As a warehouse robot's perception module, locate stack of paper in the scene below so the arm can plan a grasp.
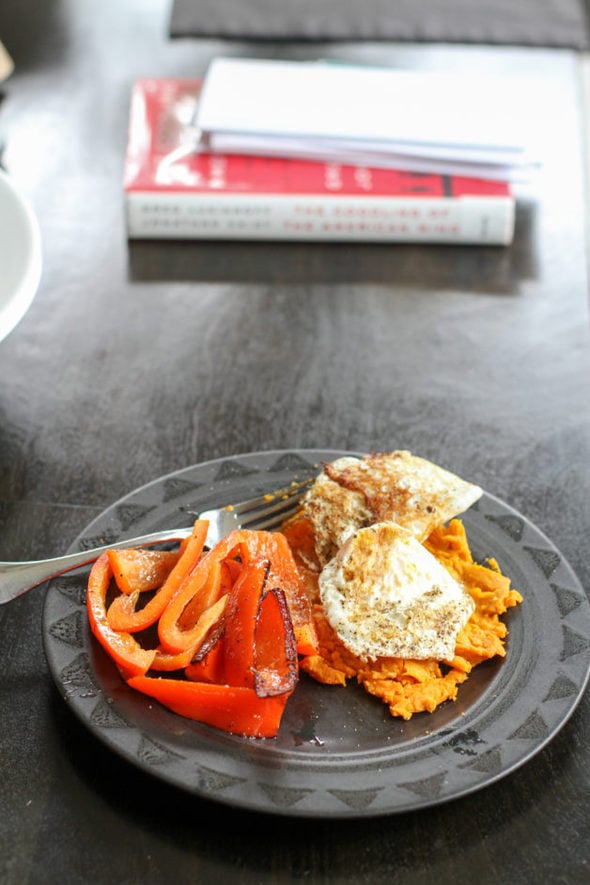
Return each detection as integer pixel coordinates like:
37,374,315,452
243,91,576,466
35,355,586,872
195,58,544,182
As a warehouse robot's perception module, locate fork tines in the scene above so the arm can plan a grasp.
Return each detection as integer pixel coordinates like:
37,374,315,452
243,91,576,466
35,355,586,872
236,480,311,531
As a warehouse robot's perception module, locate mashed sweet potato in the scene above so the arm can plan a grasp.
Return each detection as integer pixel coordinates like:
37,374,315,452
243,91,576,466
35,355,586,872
285,517,522,720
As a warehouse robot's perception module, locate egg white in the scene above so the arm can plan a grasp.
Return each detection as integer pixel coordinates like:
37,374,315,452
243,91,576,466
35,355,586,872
304,451,482,566
319,522,475,661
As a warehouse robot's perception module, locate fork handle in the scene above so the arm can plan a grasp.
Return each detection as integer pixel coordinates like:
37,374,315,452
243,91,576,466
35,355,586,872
0,527,193,605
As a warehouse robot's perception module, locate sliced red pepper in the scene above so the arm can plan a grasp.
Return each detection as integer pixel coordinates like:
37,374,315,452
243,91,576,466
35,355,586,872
86,554,155,679
106,520,208,633
106,548,180,596
127,676,290,738
223,558,270,689
177,559,227,630
184,628,226,684
89,526,304,738
150,593,228,671
223,557,243,584
239,530,319,656
253,587,298,697
185,528,316,653
156,530,250,653
157,558,228,654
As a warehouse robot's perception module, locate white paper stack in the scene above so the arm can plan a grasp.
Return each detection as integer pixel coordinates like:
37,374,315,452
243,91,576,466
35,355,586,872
195,58,544,182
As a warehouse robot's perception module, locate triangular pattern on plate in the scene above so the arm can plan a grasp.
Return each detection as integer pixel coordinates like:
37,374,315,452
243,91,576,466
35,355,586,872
214,460,259,481
543,672,579,701
397,771,447,800
508,710,550,741
258,782,314,808
137,734,184,767
485,513,525,542
551,582,584,618
560,625,590,661
162,477,204,502
458,747,503,774
268,452,317,473
51,574,86,605
116,503,156,531
90,696,131,729
328,787,383,811
523,545,561,578
48,611,86,648
194,764,247,793
59,652,99,696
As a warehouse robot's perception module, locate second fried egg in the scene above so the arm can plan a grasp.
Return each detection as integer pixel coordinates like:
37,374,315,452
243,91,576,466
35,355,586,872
319,521,475,661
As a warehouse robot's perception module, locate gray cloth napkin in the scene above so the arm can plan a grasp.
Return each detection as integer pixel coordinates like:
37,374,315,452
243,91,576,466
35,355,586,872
170,0,590,49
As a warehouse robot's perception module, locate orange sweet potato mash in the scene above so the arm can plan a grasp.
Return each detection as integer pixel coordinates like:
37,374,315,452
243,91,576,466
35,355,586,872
284,516,522,720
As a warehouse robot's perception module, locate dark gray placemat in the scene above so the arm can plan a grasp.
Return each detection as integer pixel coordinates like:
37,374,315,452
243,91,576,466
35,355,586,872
170,0,590,49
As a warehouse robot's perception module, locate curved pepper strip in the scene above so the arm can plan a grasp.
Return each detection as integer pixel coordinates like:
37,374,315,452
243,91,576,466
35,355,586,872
126,677,291,738
238,530,318,656
86,554,156,679
150,594,228,671
106,548,180,596
177,559,235,630
184,630,226,683
223,558,270,689
157,528,317,656
157,530,250,654
128,573,298,735
106,520,209,633
90,527,306,737
253,587,298,697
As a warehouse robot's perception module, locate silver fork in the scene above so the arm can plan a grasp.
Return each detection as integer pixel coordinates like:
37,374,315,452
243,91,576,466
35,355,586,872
0,482,309,604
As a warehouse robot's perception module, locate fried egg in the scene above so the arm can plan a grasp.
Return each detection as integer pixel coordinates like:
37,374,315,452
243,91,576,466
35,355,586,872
319,522,475,661
302,457,371,565
304,451,482,564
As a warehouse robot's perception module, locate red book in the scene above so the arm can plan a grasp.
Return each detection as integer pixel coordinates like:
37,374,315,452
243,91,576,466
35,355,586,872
124,79,515,245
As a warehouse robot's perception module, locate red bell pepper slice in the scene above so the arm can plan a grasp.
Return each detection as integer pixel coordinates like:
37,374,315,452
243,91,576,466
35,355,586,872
238,531,318,656
184,627,226,684
156,530,250,654
253,587,298,697
158,527,317,655
222,559,298,697
127,676,290,738
89,526,304,738
150,593,228,671
177,558,236,629
106,548,180,596
223,558,270,689
86,554,155,679
106,520,208,633
157,558,228,654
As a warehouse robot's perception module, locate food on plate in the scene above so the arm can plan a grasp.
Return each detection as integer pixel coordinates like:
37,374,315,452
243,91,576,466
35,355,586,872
284,451,522,720
297,519,521,719
318,521,475,661
304,451,482,565
85,450,522,735
87,523,312,738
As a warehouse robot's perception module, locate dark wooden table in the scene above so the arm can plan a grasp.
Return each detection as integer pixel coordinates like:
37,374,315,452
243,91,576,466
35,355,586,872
1,2,589,882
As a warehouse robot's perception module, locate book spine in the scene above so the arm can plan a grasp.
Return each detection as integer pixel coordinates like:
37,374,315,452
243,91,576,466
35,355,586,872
126,192,514,245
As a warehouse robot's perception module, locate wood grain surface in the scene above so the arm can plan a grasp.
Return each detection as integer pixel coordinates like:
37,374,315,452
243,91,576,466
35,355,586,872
0,1,589,882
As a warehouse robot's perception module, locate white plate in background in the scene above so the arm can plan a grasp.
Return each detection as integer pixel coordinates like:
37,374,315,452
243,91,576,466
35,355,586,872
0,169,42,343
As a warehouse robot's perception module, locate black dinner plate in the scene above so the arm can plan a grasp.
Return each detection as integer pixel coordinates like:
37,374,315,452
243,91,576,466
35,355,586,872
42,449,590,818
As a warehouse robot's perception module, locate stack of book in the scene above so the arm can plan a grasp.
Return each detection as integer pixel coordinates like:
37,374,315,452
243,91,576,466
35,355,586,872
124,67,523,245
